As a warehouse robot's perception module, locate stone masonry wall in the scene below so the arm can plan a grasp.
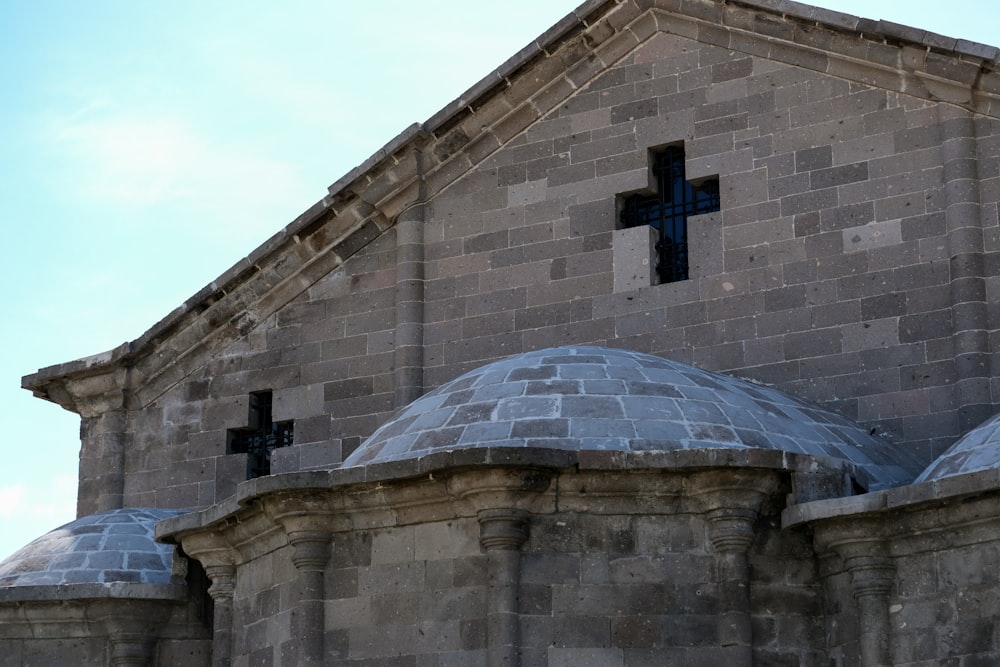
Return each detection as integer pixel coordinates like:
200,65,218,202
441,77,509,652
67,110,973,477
222,505,825,666
0,637,107,666
887,502,1000,665
226,518,487,666
421,30,1000,466
800,488,1000,666
105,22,1000,512
519,509,822,666
121,231,399,510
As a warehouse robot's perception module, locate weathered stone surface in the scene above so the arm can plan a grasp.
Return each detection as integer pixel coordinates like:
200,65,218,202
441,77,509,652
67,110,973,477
343,346,921,492
11,0,1000,664
0,508,187,589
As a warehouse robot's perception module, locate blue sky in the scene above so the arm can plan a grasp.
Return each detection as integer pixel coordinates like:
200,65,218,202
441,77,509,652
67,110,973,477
1,1,996,560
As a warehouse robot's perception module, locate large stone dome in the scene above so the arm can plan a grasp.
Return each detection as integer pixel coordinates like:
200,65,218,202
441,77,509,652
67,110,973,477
916,411,1000,482
343,346,921,489
0,508,187,588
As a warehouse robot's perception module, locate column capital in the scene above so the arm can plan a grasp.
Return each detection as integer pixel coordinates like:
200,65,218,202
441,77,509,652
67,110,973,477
109,634,156,667
204,563,236,601
688,469,781,553
176,531,239,570
447,467,552,513
478,508,530,551
703,506,758,553
288,530,333,571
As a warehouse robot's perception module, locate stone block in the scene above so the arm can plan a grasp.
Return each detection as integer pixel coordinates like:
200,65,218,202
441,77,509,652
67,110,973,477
548,647,624,666
357,562,425,596
613,226,658,292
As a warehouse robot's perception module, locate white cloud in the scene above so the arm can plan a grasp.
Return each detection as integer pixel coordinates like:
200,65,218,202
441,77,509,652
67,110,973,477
54,114,313,222
32,474,78,521
0,476,77,561
0,476,75,522
0,485,26,519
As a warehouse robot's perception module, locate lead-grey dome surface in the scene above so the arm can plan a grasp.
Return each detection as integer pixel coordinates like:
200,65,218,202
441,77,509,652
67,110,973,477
916,411,1000,482
0,507,188,588
343,346,921,489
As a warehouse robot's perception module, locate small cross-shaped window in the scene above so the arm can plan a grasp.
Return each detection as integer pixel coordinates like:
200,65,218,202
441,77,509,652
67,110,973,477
227,391,293,478
620,146,720,284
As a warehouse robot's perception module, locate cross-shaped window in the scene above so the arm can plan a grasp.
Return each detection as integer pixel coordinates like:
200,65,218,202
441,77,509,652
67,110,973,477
227,391,293,478
620,146,720,284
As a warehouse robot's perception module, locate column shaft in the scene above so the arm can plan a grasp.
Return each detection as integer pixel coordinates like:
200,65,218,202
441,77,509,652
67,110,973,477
205,564,236,667
394,203,425,409
479,509,529,667
289,532,332,666
940,107,991,431
847,556,894,667
706,507,756,667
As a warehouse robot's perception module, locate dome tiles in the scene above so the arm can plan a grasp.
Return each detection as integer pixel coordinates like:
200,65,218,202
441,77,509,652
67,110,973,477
0,507,187,588
917,411,1000,483
343,346,922,489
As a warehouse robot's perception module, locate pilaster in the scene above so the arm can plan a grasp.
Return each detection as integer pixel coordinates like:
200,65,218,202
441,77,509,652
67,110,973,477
448,468,553,667
479,509,530,667
394,191,426,409
816,522,895,667
939,105,992,432
690,469,782,667
174,532,239,667
264,494,335,666
109,634,156,667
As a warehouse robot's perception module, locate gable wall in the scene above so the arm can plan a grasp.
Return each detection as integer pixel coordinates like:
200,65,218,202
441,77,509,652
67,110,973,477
421,30,1000,466
99,25,1000,513
120,232,400,510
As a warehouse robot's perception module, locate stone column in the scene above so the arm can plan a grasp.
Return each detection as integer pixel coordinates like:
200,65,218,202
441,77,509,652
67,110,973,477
819,528,895,667
394,199,425,409
95,599,165,667
940,105,991,432
478,509,530,667
79,409,127,515
690,470,781,667
204,563,237,667
265,495,335,667
846,552,894,667
810,515,896,667
704,505,757,659
27,358,130,517
175,534,239,667
288,529,332,666
448,468,553,667
109,634,156,667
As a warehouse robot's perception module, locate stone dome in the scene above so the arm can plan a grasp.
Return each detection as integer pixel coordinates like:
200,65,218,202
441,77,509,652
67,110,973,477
916,411,1000,482
0,508,188,588
343,346,921,489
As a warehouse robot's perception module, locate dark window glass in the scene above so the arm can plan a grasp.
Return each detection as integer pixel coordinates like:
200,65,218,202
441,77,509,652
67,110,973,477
620,146,720,284
227,391,293,478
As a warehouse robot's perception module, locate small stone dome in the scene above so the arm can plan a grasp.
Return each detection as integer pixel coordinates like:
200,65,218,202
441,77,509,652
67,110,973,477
916,411,1000,482
344,346,921,489
0,508,188,587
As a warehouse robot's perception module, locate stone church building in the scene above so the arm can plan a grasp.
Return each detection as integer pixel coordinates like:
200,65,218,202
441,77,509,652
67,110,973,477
3,0,1000,664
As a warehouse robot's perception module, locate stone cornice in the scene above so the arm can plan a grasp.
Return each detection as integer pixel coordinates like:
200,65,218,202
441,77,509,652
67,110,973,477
783,468,1000,554
0,582,187,604
156,447,847,554
25,0,1000,414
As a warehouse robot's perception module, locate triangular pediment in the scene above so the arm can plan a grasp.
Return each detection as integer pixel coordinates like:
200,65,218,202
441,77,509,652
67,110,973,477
24,0,1000,414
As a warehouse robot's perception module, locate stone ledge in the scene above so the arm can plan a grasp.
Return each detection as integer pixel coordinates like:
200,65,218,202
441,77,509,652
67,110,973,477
156,445,864,542
0,582,187,604
783,467,1000,528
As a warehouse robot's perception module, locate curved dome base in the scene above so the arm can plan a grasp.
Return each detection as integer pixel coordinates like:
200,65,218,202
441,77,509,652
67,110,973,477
345,346,922,491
